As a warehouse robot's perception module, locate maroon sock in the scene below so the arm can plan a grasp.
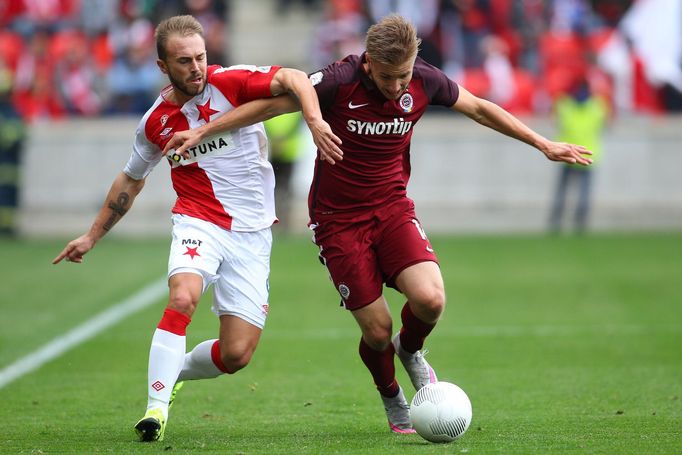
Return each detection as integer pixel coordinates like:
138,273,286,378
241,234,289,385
399,303,436,353
358,337,399,397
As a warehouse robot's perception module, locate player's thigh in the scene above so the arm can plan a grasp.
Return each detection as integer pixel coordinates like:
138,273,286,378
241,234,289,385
311,219,383,310
395,261,444,304
168,214,222,291
376,209,438,291
212,228,272,329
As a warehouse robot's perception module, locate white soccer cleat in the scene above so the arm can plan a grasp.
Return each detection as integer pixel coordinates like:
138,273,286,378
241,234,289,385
380,386,416,434
392,332,438,391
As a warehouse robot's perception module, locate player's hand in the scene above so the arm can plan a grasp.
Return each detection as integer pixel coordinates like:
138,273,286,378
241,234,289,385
308,119,343,165
543,141,593,166
162,130,204,161
52,234,96,264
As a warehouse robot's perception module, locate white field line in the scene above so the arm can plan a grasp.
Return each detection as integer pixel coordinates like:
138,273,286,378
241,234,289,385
263,323,682,340
0,277,167,390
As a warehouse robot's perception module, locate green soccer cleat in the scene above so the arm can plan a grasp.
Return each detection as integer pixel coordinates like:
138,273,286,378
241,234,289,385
134,408,166,442
169,381,184,410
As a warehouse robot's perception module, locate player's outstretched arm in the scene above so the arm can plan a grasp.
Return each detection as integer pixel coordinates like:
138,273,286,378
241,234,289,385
52,172,145,264
270,68,343,164
451,86,593,166
162,95,300,159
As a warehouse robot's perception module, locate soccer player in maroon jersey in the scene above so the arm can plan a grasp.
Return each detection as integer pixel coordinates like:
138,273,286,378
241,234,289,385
53,15,341,442
164,14,592,434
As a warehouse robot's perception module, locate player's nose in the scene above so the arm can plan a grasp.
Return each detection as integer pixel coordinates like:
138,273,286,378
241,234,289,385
387,79,402,97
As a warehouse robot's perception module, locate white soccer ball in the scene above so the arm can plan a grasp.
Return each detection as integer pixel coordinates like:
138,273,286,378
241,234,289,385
410,381,472,443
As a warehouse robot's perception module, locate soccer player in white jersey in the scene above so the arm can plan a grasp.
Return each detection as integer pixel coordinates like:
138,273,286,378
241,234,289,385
53,15,342,442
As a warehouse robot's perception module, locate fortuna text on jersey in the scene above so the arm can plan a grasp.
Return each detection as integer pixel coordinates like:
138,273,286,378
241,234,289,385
168,133,236,167
346,117,413,136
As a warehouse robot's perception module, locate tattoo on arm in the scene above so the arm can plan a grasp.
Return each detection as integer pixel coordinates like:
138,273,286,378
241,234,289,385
103,192,130,231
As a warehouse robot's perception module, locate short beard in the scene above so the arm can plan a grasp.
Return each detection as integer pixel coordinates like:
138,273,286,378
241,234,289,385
168,72,205,98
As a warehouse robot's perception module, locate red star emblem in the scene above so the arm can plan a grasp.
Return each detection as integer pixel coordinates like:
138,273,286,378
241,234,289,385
196,99,218,123
183,246,201,259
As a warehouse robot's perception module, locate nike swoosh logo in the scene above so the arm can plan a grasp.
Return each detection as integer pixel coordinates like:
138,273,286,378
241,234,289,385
348,101,369,109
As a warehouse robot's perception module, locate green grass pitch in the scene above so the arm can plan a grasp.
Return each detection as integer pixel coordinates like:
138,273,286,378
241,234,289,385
0,233,681,454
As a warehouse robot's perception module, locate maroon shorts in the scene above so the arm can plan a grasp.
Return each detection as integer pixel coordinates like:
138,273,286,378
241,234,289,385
310,198,438,310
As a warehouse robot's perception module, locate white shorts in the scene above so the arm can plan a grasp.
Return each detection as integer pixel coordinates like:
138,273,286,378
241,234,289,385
168,214,272,329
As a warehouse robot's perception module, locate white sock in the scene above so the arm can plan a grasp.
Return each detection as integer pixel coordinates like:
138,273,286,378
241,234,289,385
177,339,224,381
146,328,186,418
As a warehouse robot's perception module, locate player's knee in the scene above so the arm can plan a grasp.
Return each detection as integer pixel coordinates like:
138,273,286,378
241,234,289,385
362,325,393,351
413,287,445,322
167,289,198,315
220,344,255,374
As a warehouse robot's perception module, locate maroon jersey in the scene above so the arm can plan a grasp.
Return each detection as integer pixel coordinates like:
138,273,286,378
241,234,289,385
308,53,459,217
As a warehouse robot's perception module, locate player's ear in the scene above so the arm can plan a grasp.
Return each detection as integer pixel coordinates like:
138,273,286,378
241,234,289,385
157,59,169,75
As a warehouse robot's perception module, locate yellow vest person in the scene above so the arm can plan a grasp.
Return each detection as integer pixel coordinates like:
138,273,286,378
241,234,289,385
549,82,608,233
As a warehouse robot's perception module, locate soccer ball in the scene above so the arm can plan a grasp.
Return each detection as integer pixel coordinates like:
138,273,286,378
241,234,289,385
410,381,472,443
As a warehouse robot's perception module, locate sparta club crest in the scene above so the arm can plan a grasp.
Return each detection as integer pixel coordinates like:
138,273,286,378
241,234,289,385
399,93,413,113
338,283,351,300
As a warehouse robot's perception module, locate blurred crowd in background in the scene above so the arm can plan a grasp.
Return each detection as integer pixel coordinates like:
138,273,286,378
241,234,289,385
0,0,681,124
311,0,682,115
0,0,229,121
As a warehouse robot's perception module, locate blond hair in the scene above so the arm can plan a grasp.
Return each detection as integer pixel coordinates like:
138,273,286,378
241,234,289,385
155,15,204,60
365,14,421,65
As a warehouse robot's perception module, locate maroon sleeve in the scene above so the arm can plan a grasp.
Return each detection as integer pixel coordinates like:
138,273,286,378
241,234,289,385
413,57,459,107
309,65,339,110
309,55,359,110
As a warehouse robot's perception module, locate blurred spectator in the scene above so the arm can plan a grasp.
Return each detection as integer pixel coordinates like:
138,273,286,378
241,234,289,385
0,0,679,117
548,77,609,234
0,60,26,236
10,0,79,36
181,0,229,65
108,1,156,58
440,0,492,71
366,0,442,67
550,0,595,35
311,0,367,69
13,28,52,94
0,0,24,29
53,30,105,116
0,29,23,73
78,0,118,37
107,25,162,114
12,70,65,121
482,35,516,107
458,34,537,114
505,0,550,74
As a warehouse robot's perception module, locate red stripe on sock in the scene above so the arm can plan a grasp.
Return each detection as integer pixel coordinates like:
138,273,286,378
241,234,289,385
359,338,399,397
157,308,191,336
399,303,436,353
210,340,230,373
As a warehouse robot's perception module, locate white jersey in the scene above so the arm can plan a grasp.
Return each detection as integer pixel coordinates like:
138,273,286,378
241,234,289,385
124,64,281,232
